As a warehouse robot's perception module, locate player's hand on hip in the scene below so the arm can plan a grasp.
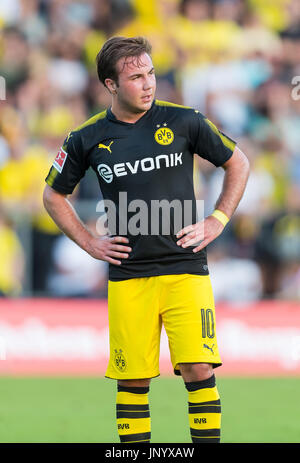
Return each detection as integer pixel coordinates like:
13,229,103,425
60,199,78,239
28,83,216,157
176,216,225,253
87,236,131,265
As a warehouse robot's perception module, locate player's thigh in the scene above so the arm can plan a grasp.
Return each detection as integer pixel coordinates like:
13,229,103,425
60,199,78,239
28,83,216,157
106,278,162,379
160,274,221,370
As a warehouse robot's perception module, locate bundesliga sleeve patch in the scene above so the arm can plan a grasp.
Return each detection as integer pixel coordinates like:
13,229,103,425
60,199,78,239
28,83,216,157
53,147,68,173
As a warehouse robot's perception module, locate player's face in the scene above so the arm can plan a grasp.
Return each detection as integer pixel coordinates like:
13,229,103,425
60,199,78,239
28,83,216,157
114,53,156,115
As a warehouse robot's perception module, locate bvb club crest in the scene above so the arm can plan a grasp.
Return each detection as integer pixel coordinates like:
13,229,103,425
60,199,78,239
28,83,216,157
114,349,127,372
154,124,174,145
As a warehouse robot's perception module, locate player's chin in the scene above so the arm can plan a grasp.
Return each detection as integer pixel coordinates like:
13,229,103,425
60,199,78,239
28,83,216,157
131,97,153,114
140,96,153,109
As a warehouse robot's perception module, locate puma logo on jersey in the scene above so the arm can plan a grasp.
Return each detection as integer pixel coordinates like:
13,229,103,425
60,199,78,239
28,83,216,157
98,141,113,154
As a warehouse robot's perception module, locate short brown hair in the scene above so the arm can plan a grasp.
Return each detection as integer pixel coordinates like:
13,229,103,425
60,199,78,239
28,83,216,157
96,36,152,87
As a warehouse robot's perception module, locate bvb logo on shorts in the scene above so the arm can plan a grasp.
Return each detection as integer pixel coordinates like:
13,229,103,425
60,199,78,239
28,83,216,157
114,349,127,372
154,125,174,145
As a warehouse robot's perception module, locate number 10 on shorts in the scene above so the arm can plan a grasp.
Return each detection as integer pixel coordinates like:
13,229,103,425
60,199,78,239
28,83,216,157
201,309,215,339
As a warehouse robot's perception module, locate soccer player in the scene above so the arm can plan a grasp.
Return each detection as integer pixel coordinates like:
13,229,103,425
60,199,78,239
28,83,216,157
43,37,249,443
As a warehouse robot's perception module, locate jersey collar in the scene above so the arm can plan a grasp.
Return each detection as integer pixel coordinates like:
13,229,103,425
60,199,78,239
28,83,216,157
106,100,156,126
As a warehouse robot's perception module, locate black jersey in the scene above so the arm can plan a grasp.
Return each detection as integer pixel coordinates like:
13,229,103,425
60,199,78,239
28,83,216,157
45,100,236,281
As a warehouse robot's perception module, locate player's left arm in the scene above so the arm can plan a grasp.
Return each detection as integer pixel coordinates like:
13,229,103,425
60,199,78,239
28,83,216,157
176,145,250,252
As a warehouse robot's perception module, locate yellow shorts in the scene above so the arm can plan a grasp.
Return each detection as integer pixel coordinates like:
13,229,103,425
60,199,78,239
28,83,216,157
105,274,222,380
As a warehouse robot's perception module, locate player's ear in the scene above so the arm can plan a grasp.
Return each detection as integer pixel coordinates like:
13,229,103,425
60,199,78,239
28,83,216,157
105,78,117,95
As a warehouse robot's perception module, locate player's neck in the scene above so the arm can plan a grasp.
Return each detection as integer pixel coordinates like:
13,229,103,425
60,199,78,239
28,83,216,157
110,101,148,124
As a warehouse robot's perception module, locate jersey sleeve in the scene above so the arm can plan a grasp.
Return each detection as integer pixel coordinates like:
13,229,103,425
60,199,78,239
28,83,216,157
188,110,236,167
45,130,87,194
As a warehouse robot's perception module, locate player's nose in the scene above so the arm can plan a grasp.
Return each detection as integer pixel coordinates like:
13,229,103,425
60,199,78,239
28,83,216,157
143,75,154,90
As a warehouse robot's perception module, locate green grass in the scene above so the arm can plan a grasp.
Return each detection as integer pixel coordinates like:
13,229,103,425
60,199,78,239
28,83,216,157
0,376,299,443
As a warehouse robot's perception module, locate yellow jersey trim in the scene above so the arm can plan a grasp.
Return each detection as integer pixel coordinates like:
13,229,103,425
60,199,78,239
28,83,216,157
154,100,191,110
204,118,236,152
73,110,107,132
46,166,59,187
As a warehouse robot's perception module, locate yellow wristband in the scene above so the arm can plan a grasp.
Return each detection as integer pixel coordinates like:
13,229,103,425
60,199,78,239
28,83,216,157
211,209,229,227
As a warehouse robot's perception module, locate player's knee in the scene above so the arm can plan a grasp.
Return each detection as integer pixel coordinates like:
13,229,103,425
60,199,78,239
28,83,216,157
117,378,151,388
179,362,213,382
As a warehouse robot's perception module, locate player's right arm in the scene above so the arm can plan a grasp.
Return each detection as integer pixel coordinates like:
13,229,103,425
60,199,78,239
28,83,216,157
43,186,131,266
43,130,131,266
177,110,249,252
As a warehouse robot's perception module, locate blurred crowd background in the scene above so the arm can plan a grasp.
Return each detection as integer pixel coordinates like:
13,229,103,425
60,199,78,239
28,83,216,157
0,0,299,302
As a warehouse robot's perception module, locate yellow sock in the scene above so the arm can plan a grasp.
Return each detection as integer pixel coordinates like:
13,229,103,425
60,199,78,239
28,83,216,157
116,385,151,443
185,375,221,443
